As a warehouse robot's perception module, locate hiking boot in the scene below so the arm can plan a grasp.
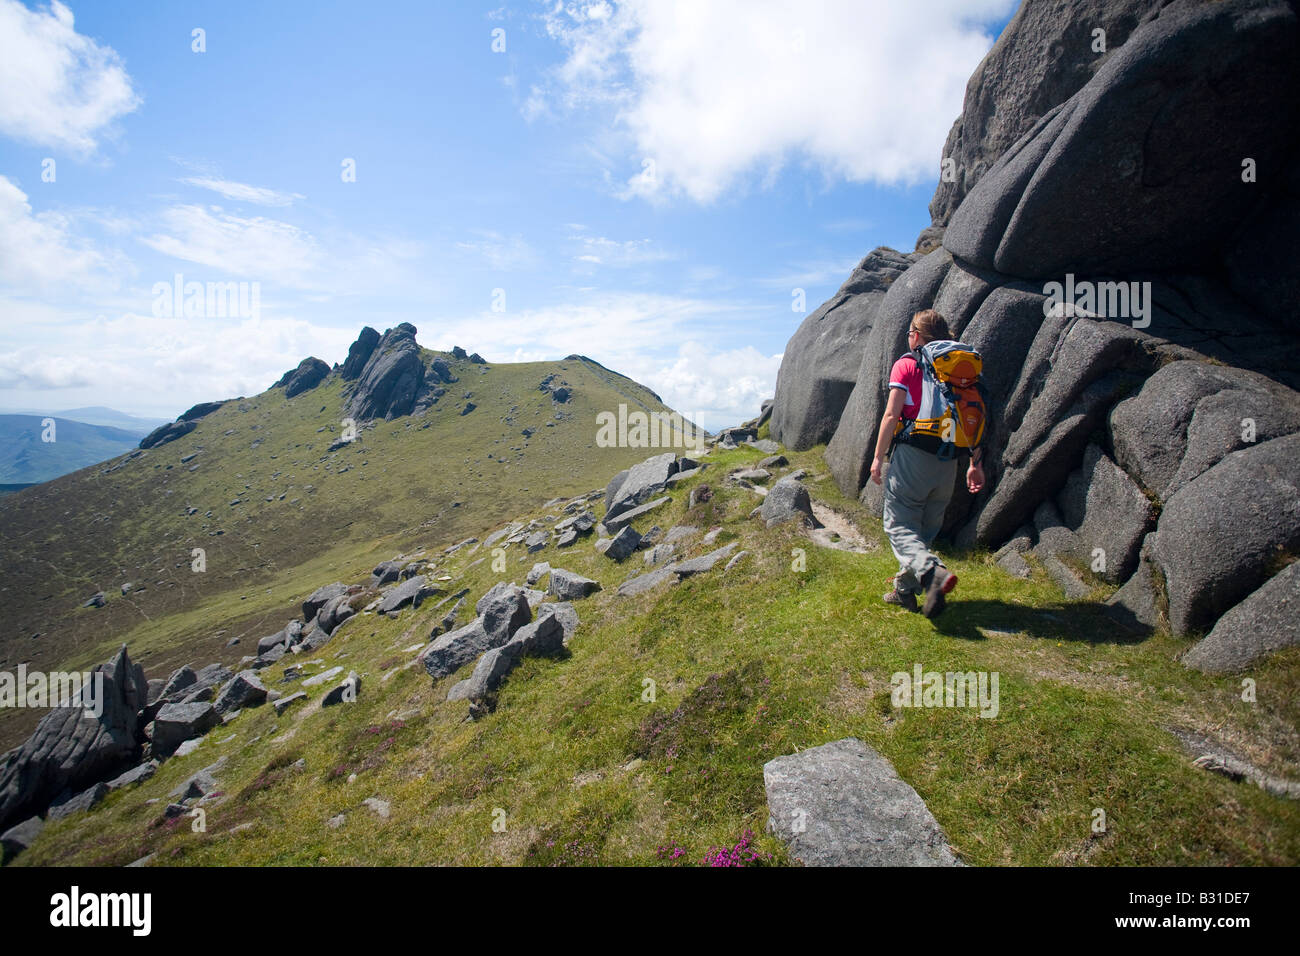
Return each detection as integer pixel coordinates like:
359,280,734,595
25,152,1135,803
883,588,918,612
920,566,957,618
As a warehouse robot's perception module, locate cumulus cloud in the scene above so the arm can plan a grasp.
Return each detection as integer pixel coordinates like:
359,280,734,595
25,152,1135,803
532,0,1014,202
423,291,773,429
0,174,120,293
455,231,540,272
0,0,140,154
0,310,357,415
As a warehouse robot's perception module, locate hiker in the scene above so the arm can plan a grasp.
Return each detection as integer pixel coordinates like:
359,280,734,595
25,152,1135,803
869,309,987,617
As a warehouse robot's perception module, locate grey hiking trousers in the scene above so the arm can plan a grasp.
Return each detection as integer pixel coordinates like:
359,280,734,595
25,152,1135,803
883,441,959,596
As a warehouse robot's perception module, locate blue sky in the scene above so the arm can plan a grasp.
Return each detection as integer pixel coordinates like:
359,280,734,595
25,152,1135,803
0,0,1017,430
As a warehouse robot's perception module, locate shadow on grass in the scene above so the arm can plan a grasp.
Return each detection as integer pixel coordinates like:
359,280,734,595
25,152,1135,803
928,597,1152,645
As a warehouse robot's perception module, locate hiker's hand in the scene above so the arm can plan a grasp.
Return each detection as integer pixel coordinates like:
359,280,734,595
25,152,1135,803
967,463,984,494
870,457,884,485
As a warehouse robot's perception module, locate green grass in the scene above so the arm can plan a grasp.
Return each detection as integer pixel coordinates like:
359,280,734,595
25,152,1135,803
15,441,1299,867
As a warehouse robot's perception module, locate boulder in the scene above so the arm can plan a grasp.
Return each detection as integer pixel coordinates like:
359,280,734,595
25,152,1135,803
273,692,307,715
82,591,105,609
447,614,566,703
105,760,158,791
770,247,913,450
605,453,678,521
377,575,438,613
178,400,226,422
423,586,531,679
602,526,641,562
302,582,348,623
151,702,220,758
0,645,148,831
48,781,109,820
600,496,670,535
1,816,44,863
316,592,357,635
548,569,602,601
764,738,961,866
760,475,817,528
279,357,331,398
213,671,268,716
158,665,197,701
525,562,551,586
370,561,403,587
1182,562,1300,673
536,602,579,643
321,672,361,707
1154,433,1300,635
1111,361,1300,500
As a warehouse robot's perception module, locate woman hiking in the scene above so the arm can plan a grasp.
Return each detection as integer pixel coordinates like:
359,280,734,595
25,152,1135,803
869,309,985,618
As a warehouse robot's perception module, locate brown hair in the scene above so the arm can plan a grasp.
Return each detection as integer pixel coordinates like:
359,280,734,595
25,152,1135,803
910,309,951,344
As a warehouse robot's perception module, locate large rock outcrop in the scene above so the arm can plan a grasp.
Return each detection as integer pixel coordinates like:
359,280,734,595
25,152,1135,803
345,323,430,421
0,646,148,831
767,0,1300,652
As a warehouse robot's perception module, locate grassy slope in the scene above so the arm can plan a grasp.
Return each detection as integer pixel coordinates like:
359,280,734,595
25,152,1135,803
16,438,1299,867
0,351,688,750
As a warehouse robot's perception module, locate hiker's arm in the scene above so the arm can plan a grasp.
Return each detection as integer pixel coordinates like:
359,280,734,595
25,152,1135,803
870,388,907,485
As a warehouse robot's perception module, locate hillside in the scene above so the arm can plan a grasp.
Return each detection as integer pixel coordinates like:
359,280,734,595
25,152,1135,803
0,340,693,751
8,433,1298,866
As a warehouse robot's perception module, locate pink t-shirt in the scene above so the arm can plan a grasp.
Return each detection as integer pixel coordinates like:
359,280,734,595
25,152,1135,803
888,355,923,419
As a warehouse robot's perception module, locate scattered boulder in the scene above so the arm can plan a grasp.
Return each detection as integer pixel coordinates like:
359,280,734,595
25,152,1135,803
1,816,43,864
764,738,961,866
178,400,225,422
760,475,818,528
605,453,678,521
152,702,220,758
548,569,602,602
377,575,438,613
322,672,361,707
82,592,106,609
48,781,109,821
601,526,641,562
423,586,531,679
213,671,268,716
371,561,403,586
106,760,158,791
302,582,348,623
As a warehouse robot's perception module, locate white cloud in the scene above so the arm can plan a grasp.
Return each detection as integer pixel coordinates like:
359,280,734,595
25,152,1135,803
0,0,140,154
424,290,771,430
0,310,357,417
455,231,539,272
141,204,321,283
0,174,121,293
569,231,673,268
533,0,1014,202
179,177,305,207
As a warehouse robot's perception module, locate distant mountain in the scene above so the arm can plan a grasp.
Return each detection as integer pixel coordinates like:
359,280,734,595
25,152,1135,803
0,415,142,484
0,406,169,437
